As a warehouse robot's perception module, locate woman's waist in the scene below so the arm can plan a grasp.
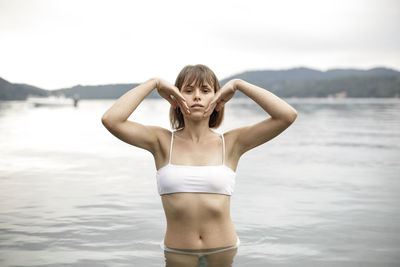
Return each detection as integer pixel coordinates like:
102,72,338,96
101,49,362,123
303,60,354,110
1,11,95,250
164,207,232,224
164,220,237,250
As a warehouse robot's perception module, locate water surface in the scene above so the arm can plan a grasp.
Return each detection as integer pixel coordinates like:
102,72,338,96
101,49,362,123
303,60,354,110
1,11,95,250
0,98,399,266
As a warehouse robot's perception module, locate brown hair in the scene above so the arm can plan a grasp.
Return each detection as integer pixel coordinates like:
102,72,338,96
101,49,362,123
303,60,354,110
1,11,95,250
170,64,224,130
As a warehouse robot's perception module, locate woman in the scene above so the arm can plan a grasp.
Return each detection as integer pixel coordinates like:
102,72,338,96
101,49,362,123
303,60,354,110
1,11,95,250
101,64,297,266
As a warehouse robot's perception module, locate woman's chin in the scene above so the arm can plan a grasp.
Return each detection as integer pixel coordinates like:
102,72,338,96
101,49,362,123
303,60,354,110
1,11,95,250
185,112,207,120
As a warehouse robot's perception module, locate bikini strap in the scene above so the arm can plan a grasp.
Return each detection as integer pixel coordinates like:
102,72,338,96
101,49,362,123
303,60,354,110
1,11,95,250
169,131,174,164
221,133,225,165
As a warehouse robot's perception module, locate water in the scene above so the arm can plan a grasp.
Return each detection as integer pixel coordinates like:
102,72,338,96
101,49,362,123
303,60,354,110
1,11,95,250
0,97,399,266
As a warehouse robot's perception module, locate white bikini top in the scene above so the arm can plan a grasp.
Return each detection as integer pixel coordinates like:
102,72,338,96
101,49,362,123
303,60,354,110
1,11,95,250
156,131,236,196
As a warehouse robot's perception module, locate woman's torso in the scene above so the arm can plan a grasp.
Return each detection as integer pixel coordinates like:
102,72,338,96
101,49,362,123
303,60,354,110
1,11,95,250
154,129,240,249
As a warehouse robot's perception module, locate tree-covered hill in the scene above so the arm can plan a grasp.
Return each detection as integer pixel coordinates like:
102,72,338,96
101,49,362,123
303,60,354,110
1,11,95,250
1,67,399,100
0,77,48,100
220,67,400,98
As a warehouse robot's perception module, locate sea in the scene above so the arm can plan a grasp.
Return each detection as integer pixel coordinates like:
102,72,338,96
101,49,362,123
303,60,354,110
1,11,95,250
0,97,399,267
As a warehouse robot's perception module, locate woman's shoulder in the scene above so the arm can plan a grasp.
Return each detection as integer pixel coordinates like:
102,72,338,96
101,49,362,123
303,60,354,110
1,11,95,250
220,128,241,140
220,128,246,158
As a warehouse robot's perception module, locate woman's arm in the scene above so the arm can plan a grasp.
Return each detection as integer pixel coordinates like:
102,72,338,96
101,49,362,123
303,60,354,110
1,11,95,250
208,79,298,156
101,78,188,154
236,79,297,122
102,78,157,123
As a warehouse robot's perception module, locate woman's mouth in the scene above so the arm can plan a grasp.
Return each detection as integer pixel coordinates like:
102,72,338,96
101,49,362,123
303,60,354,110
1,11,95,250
191,104,204,108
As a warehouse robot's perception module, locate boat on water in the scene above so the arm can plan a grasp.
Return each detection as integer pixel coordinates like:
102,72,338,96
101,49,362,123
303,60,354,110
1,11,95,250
27,94,79,108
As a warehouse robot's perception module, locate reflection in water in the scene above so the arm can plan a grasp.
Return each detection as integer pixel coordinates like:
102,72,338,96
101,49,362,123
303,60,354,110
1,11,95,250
164,247,238,267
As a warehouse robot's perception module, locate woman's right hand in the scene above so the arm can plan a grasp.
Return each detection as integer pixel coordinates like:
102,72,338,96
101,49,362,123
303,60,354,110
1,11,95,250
155,78,190,114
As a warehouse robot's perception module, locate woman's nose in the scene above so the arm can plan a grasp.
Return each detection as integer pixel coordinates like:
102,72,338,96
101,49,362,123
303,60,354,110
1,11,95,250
193,89,201,99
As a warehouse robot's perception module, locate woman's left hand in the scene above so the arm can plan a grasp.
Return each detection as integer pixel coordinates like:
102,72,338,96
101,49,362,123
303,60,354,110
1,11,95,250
203,79,239,118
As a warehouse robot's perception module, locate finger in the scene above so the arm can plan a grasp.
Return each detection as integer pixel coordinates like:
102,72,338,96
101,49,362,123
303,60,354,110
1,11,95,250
203,101,217,118
180,103,190,115
174,97,190,114
204,96,218,114
204,101,217,116
215,101,225,112
172,91,184,102
180,100,190,114
166,96,178,108
203,103,213,117
170,96,190,115
164,97,176,107
172,92,190,112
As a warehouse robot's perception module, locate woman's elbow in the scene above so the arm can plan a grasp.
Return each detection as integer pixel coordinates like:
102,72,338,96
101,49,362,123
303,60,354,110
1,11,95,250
291,110,298,121
285,110,298,124
101,113,114,129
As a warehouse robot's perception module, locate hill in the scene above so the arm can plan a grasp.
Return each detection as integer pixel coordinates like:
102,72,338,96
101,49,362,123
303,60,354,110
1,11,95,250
220,67,400,98
1,67,399,100
0,77,48,100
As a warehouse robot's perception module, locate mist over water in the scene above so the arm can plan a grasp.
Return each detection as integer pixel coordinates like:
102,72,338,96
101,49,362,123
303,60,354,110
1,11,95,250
0,98,399,266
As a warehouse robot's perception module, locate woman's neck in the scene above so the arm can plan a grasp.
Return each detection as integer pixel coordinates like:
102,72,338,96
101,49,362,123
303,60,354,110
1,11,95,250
179,119,215,143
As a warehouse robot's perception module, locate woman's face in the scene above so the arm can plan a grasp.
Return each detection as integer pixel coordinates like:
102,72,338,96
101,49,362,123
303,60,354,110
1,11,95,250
180,80,215,119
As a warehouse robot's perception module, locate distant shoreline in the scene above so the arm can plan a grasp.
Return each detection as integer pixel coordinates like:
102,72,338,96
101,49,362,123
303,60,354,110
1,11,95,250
1,67,399,100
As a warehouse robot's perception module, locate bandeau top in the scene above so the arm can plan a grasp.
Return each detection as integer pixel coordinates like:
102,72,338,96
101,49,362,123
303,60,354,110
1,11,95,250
156,131,236,196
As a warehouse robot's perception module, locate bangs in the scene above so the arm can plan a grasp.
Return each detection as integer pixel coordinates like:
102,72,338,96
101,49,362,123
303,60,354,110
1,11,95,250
182,71,215,90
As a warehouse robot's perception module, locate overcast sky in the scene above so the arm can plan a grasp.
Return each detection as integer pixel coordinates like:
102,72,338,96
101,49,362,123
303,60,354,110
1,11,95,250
0,0,399,90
